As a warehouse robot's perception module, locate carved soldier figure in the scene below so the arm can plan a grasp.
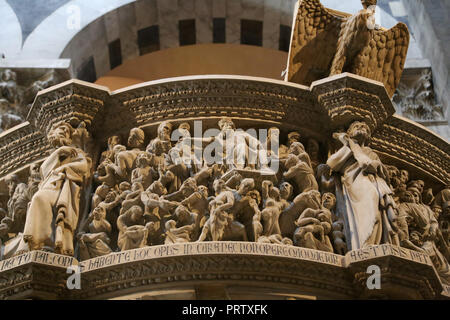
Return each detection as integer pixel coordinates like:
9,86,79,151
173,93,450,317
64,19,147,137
23,121,92,255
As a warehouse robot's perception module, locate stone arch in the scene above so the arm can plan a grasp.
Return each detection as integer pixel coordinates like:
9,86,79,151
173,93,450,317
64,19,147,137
58,0,297,82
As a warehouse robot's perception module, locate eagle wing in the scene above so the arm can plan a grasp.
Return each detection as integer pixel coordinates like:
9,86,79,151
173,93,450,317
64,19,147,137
286,0,349,86
351,23,410,98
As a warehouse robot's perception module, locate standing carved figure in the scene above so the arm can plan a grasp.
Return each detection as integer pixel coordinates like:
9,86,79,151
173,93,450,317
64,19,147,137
327,121,398,250
23,122,92,255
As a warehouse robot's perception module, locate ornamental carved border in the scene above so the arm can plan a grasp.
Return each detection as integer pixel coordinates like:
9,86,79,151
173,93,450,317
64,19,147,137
371,115,450,185
0,122,49,177
109,76,326,137
27,80,109,135
75,254,353,300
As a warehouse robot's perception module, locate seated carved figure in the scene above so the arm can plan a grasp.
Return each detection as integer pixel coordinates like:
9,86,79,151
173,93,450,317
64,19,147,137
117,205,152,251
293,190,334,252
78,205,112,260
120,182,145,215
164,205,196,244
398,189,450,284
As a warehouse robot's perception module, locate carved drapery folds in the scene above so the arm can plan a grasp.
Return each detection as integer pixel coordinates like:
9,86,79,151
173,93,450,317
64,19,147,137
0,76,448,292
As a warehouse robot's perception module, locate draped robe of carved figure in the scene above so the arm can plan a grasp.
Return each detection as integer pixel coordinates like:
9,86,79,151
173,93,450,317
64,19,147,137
327,122,397,250
23,123,91,255
398,190,450,284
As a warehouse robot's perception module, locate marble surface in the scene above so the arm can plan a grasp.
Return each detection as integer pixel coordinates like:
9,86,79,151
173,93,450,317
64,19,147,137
157,0,179,50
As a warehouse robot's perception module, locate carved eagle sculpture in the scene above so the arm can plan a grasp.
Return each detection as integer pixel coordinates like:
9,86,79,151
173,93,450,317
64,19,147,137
286,0,409,97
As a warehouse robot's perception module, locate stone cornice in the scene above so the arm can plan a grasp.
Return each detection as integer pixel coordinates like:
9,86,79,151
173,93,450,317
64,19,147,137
0,75,446,188
0,244,447,300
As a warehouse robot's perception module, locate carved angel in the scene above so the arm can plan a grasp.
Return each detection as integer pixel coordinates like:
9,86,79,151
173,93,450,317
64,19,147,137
286,0,409,97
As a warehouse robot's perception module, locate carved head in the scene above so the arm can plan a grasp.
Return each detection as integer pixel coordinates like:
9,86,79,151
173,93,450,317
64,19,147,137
5,174,19,196
287,132,301,146
280,182,293,200
288,142,306,156
130,205,143,221
218,117,235,131
136,152,151,168
303,190,322,208
347,121,371,145
386,165,400,179
177,122,191,138
29,163,41,178
239,178,255,195
408,180,425,194
213,179,226,195
157,121,172,141
107,135,121,149
105,190,118,203
400,169,409,184
198,185,209,199
400,190,414,203
119,182,131,192
95,183,110,199
92,205,106,221
175,205,190,222
361,0,377,9
131,182,144,192
48,121,74,148
408,187,422,204
149,181,167,196
410,231,423,247
165,219,177,231
246,190,261,205
128,128,145,149
284,154,299,169
322,192,336,210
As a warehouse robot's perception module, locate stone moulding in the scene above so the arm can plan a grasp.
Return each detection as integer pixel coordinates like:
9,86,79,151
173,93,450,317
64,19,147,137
0,243,447,300
0,74,445,187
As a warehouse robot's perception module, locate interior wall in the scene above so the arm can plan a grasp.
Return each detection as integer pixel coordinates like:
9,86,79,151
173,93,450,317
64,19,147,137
95,43,288,91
